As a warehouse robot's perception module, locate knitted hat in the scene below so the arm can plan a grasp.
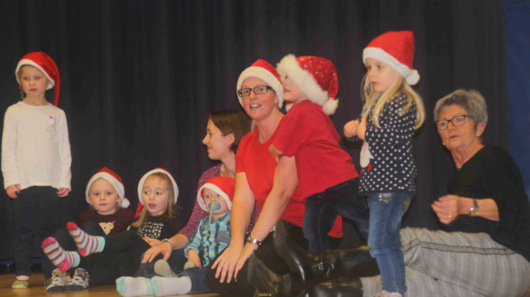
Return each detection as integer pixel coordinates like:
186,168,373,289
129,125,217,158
85,167,129,208
362,31,420,85
197,176,235,212
276,55,339,115
15,52,61,106
137,168,179,205
236,59,283,108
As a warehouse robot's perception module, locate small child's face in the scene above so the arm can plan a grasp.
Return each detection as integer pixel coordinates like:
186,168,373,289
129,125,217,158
89,178,120,215
282,77,305,104
18,65,50,99
142,176,170,216
365,58,399,93
202,188,229,216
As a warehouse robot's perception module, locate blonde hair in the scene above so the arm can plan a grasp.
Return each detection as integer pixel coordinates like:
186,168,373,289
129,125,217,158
132,172,177,228
361,73,425,130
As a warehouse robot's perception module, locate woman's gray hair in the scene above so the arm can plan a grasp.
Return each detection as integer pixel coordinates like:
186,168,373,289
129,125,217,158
434,89,488,127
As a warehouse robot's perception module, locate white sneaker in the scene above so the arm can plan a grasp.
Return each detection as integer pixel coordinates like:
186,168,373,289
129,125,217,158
47,269,66,292
65,268,89,290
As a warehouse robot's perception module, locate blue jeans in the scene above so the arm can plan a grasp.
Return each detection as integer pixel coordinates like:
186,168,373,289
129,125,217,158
367,192,412,295
304,178,369,252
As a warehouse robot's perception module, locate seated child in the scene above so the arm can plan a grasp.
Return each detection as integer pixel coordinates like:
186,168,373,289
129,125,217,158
42,167,134,292
42,168,184,289
115,176,235,297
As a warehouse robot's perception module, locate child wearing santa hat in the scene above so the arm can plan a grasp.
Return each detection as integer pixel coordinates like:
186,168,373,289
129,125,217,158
41,167,135,292
269,55,370,253
2,52,72,289
41,168,184,290
115,176,235,297
343,31,426,297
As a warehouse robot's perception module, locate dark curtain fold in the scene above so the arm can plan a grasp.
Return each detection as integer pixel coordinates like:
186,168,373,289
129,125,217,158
0,0,507,259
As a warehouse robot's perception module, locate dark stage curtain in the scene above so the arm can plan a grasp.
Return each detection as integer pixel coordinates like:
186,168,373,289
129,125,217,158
0,0,507,259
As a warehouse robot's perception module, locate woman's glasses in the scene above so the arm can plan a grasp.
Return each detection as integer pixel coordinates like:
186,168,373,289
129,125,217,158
237,86,273,97
435,115,473,130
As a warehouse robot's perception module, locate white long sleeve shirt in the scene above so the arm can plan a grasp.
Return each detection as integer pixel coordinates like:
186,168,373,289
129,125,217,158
2,101,72,191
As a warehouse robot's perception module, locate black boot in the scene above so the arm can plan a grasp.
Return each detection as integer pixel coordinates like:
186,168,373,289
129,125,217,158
248,253,293,297
273,220,379,285
305,278,364,297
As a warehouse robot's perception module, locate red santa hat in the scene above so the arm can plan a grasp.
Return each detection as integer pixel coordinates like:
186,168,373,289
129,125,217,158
15,52,61,106
85,167,129,208
137,168,179,205
362,31,420,85
197,176,235,212
276,55,339,115
236,59,284,108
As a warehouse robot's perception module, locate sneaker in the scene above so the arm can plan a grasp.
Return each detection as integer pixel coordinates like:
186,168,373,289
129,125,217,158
65,268,89,290
47,269,66,292
11,278,30,289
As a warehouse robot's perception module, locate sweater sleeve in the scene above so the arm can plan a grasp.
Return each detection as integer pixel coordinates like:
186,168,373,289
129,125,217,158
1,107,19,188
55,110,72,190
365,95,416,146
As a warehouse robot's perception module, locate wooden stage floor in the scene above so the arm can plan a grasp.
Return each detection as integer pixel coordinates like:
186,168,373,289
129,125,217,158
0,272,220,297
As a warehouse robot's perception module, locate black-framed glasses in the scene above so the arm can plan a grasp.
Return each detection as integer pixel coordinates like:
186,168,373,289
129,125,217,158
435,115,473,130
237,86,273,97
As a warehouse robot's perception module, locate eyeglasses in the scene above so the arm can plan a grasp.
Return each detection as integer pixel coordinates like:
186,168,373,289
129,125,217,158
237,86,273,97
435,115,473,130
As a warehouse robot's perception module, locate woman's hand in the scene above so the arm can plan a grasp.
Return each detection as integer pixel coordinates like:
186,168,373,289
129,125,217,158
344,120,359,138
432,194,460,224
141,241,173,263
211,244,243,284
357,115,368,140
57,187,69,198
234,243,258,279
6,184,20,199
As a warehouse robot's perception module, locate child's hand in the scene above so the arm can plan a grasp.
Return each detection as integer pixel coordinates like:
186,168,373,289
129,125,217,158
357,114,368,140
143,237,162,246
57,187,69,198
6,184,20,199
269,144,283,162
187,250,202,268
343,120,359,137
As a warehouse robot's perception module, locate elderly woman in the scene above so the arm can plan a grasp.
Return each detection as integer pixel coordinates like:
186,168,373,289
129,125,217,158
305,89,530,297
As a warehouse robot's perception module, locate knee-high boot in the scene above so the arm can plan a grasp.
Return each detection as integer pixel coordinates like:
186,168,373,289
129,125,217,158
272,220,379,285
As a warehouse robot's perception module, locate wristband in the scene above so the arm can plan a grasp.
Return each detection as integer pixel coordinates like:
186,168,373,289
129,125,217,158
246,235,262,246
162,238,175,250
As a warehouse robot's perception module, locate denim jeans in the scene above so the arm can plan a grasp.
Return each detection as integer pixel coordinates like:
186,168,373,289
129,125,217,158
303,178,370,252
367,192,412,295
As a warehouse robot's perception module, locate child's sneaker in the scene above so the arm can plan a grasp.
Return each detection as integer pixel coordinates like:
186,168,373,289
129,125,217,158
65,268,89,290
43,278,53,287
11,277,30,289
47,269,66,292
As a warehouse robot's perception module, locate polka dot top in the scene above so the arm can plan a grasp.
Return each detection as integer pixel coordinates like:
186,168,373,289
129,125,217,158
359,93,417,194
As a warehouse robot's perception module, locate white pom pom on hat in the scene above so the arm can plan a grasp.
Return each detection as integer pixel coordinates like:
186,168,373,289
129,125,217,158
362,31,420,85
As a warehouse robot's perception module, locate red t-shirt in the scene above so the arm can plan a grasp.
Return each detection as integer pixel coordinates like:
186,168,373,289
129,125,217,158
273,100,359,199
237,126,342,237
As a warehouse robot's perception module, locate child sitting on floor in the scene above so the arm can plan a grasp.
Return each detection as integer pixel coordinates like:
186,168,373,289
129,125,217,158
116,176,235,297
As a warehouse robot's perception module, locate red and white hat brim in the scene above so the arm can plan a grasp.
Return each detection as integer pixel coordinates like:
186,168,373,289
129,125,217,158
137,168,179,205
236,66,283,108
363,47,420,85
85,172,129,208
15,59,55,90
197,183,232,212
